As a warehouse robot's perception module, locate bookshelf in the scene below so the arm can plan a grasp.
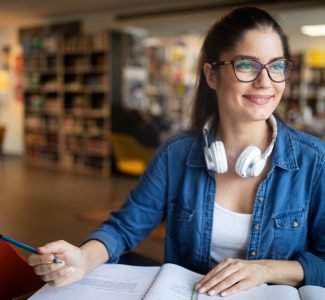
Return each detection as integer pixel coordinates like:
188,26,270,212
22,26,124,176
61,35,111,176
24,50,63,169
282,50,325,140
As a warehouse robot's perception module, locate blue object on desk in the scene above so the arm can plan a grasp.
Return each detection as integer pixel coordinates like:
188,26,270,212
0,234,63,264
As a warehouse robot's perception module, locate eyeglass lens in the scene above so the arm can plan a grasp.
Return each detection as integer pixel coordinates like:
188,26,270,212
233,59,291,82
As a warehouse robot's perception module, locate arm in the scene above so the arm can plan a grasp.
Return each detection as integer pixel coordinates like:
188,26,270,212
83,144,168,263
28,144,169,286
81,240,109,273
295,154,325,286
263,259,304,286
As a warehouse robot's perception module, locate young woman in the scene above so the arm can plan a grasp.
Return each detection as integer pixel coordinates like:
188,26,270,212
28,7,325,297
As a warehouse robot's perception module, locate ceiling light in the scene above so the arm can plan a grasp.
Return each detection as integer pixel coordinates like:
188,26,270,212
301,25,325,37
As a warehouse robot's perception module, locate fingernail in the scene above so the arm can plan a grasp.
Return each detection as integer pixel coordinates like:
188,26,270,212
46,255,54,263
208,290,216,296
221,292,228,297
198,287,206,293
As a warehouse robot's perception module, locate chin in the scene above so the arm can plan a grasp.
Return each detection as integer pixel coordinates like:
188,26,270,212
246,110,274,122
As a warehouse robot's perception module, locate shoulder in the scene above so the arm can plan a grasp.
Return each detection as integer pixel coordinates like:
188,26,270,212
284,123,325,159
162,130,201,152
154,130,205,167
273,118,324,172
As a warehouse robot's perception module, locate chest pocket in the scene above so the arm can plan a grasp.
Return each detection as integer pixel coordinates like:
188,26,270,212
170,202,194,222
168,201,194,240
273,209,306,258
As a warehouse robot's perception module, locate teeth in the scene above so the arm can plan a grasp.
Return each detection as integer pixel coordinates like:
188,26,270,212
246,96,270,100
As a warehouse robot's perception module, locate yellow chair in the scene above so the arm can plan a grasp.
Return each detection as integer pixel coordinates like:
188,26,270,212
111,133,156,176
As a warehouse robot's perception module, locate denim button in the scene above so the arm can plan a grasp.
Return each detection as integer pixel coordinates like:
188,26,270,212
250,251,256,256
254,224,260,230
293,221,299,228
258,197,264,203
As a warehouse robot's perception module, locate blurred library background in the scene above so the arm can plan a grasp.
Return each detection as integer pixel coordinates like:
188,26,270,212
0,0,325,262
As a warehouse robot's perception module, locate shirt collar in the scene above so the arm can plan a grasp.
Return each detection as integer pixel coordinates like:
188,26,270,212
271,118,299,171
186,132,207,168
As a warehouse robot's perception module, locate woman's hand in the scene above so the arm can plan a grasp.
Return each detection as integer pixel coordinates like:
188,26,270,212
28,240,88,287
195,258,270,297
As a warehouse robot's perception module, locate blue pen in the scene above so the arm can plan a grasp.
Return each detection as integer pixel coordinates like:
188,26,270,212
0,234,64,264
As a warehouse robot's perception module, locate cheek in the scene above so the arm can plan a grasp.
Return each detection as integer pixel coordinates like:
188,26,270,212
216,85,238,103
216,73,242,97
275,83,286,99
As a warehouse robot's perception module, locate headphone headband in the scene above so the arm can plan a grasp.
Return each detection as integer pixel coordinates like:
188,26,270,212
261,115,277,159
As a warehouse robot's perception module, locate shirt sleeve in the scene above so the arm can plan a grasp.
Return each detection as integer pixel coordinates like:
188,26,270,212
295,153,325,287
82,143,168,263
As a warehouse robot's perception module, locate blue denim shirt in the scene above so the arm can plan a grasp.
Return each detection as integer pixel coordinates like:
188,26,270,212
86,118,325,287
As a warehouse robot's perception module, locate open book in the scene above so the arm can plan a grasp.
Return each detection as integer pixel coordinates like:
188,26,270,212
28,263,325,300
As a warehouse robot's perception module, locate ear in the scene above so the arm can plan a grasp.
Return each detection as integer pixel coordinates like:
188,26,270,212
203,63,218,90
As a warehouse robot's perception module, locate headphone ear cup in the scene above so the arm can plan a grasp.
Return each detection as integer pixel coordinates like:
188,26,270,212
209,141,228,173
249,157,267,177
235,146,261,177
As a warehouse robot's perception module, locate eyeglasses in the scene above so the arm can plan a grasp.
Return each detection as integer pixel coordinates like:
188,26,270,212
211,58,294,83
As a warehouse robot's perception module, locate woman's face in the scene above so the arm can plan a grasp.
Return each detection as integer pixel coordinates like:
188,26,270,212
207,28,286,123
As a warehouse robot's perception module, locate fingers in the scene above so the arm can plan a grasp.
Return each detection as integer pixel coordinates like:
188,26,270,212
34,260,66,276
41,266,74,283
196,259,266,297
27,240,85,287
197,258,232,286
47,269,78,287
218,279,253,297
41,240,68,255
28,240,68,266
196,258,246,296
28,253,58,266
203,270,245,296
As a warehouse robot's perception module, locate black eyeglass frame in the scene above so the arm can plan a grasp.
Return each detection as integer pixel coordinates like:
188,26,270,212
210,58,294,83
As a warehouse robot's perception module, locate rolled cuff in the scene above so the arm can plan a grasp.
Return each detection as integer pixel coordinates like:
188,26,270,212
295,252,325,287
81,226,126,263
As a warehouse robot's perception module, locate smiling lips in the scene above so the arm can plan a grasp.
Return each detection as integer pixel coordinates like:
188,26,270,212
243,94,273,105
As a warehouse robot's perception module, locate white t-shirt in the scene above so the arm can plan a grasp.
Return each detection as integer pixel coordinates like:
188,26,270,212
210,202,252,265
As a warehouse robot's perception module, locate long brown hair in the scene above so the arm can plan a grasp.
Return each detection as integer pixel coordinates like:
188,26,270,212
190,7,291,131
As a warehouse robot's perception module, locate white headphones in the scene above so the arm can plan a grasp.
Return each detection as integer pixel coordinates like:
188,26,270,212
203,115,277,178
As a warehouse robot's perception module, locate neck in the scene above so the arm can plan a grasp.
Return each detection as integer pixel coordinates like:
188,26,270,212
216,118,272,159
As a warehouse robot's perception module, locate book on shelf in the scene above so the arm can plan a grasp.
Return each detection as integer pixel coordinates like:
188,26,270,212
28,263,324,300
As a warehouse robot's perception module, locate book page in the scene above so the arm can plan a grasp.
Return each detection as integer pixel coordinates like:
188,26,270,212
144,263,203,300
197,284,300,300
299,285,325,300
29,264,160,300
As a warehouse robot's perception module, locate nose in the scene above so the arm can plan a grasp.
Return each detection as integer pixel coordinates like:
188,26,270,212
252,67,272,88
